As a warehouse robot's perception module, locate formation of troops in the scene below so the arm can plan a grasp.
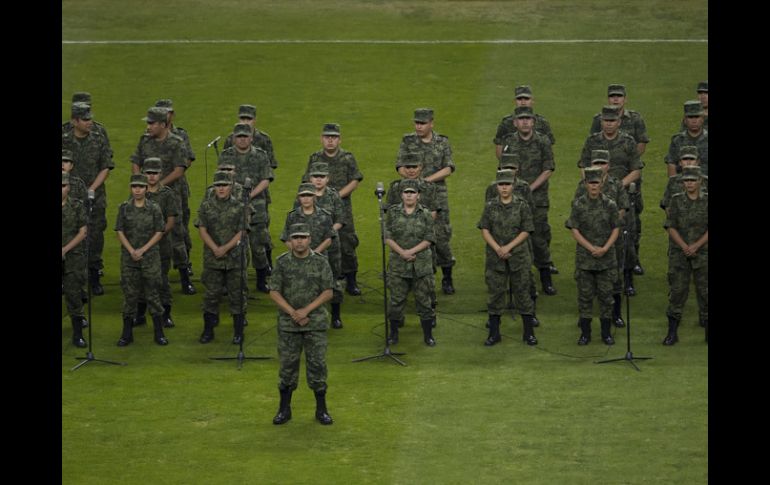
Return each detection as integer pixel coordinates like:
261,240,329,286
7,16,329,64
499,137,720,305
62,81,708,424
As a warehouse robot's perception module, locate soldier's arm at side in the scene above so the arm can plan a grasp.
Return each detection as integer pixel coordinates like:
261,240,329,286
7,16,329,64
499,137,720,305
62,225,87,259
338,179,359,199
269,290,298,317
495,144,503,161
636,142,647,156
314,238,332,254
160,166,186,187
621,169,641,187
666,227,689,252
424,166,453,184
250,179,270,199
529,169,553,192
89,168,110,192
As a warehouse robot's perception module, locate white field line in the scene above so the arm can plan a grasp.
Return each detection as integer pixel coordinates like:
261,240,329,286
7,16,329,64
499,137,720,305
62,39,707,45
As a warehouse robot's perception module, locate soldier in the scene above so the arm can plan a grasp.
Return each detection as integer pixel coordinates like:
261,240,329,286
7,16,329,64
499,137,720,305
269,223,335,426
195,171,251,345
62,92,111,144
663,166,708,345
114,174,168,347
130,106,196,295
494,84,556,160
589,84,650,156
218,123,274,293
61,171,88,348
387,152,439,217
565,166,620,346
384,179,437,347
396,109,456,294
500,106,558,295
660,146,708,213
478,170,538,346
61,150,87,203
666,100,709,177
303,123,364,296
681,81,708,131
62,101,114,296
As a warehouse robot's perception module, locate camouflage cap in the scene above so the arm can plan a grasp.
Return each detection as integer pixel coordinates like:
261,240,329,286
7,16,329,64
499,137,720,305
678,145,699,160
601,105,621,120
499,152,521,170
322,123,341,136
590,149,610,164
514,85,533,99
62,149,74,162
584,166,603,183
238,104,256,119
71,92,92,104
289,223,311,237
495,169,515,184
142,157,163,173
233,123,252,137
130,174,149,186
212,170,234,186
396,151,423,168
297,183,316,196
607,84,626,96
217,160,236,170
681,165,702,181
683,100,705,116
400,179,421,193
309,162,329,176
414,108,434,123
697,81,708,93
71,102,92,120
143,106,169,123
62,171,70,185
514,106,535,119
155,98,174,112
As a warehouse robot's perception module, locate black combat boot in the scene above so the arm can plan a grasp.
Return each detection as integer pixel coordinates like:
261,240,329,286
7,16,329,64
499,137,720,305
117,315,134,346
71,316,86,348
180,266,196,295
624,270,636,296
199,312,217,344
577,318,592,345
522,314,538,346
162,304,174,328
441,266,455,295
421,318,436,346
232,314,244,345
133,302,147,327
331,303,343,329
600,318,615,345
272,387,293,425
663,314,680,346
612,294,625,327
388,320,400,345
530,294,540,327
265,247,273,276
256,268,270,293
152,314,169,345
539,268,557,296
485,314,501,346
345,272,362,296
89,268,104,296
314,390,333,425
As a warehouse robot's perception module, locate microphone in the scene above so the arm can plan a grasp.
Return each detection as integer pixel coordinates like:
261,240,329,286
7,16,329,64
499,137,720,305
628,182,637,194
244,177,253,189
87,189,95,201
374,181,385,199
206,135,221,148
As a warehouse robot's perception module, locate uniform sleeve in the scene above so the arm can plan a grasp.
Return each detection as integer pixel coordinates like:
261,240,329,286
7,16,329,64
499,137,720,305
663,198,678,230
540,116,556,145
270,256,286,293
493,119,507,145
627,140,643,170
194,201,209,228
346,153,364,181
386,180,401,207
114,204,126,232
384,208,395,240
578,137,592,168
75,201,88,229
153,204,165,233
520,200,535,234
98,136,115,170
540,138,555,172
565,201,579,230
279,213,293,242
664,135,679,165
441,139,456,172
129,135,145,166
632,114,650,144
477,203,492,231
420,209,436,244
318,256,335,291
589,115,601,135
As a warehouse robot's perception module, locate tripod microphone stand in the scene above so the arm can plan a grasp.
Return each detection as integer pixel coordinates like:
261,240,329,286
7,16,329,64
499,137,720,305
596,185,652,371
210,177,271,369
72,190,125,371
353,182,406,366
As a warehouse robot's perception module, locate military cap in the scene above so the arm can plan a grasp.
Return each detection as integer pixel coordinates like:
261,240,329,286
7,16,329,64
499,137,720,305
397,151,423,168
607,84,626,96
499,152,521,170
212,170,234,186
515,85,533,99
309,162,329,176
297,183,316,196
679,146,699,160
289,223,311,237
514,106,535,118
142,157,163,173
62,171,70,185
130,174,149,186
233,123,252,137
683,100,705,116
584,166,603,183
601,105,621,120
71,102,92,120
62,149,74,162
322,123,341,136
238,104,257,119
697,81,708,93
217,160,236,170
143,106,169,123
414,108,434,123
590,149,610,164
400,179,421,193
155,98,174,111
495,169,515,184
71,92,92,104
681,165,702,181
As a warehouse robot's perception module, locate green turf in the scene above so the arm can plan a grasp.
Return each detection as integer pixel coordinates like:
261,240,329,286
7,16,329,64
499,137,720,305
62,1,707,483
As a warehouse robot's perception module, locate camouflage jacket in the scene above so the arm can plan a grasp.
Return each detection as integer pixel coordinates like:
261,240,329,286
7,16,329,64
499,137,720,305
224,127,278,168
660,174,709,210
62,120,111,147
477,196,535,272
494,113,555,145
144,186,180,256
386,178,439,213
484,177,534,211
114,199,165,267
665,129,709,176
573,174,630,214
397,132,454,186
62,197,87,258
217,145,274,191
205,183,263,224
664,191,708,269
270,250,334,332
578,131,642,181
280,206,336,253
680,115,708,133
66,174,89,204
171,125,195,161
565,194,619,270
61,128,114,208
130,132,188,189
293,188,345,228
195,194,250,269
304,149,363,217
500,131,555,207
590,109,650,144
385,203,435,278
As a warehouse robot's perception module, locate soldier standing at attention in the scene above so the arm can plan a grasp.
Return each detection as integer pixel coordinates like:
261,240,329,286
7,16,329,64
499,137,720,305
662,165,708,345
566,167,620,346
62,171,88,348
62,92,111,144
115,174,168,347
494,84,556,161
660,146,708,214
681,82,708,131
396,109,456,295
666,101,709,177
269,223,334,426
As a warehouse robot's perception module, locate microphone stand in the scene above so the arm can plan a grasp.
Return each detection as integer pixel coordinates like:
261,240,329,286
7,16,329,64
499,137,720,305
72,192,125,371
203,136,220,193
353,185,406,366
210,180,271,369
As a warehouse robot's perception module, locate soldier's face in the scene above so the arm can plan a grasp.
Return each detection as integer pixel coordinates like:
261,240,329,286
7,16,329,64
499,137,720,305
234,134,252,151
592,162,609,174
414,120,433,138
403,165,422,179
298,194,315,208
131,184,147,200
608,94,626,108
697,91,708,108
401,190,419,206
322,135,341,153
496,183,512,198
586,181,601,197
239,116,256,127
515,97,533,108
62,161,73,173
601,118,619,135
514,117,533,134
290,235,310,254
215,184,232,199
684,115,704,132
310,174,328,190
683,179,700,195
146,120,165,138
679,157,699,168
73,117,93,133
145,172,161,187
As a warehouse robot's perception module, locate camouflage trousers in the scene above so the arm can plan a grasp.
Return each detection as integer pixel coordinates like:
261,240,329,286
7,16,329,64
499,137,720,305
486,263,534,316
667,257,708,320
120,251,163,318
338,222,359,274
630,185,643,260
277,329,328,392
87,205,107,271
387,273,435,322
433,195,455,268
248,223,270,270
172,186,192,270
62,256,86,317
575,267,617,319
201,265,248,315
140,254,172,306
327,239,344,304
531,205,553,269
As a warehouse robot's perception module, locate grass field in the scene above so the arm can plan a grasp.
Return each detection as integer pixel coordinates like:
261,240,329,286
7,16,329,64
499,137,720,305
62,1,708,483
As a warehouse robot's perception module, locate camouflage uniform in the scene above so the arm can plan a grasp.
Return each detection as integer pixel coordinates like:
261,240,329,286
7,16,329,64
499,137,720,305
62,184,88,319
62,92,112,146
495,113,555,147
589,109,650,145
170,124,194,255
280,206,335,263
660,174,708,211
143,181,180,310
665,130,709,176
387,178,438,213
